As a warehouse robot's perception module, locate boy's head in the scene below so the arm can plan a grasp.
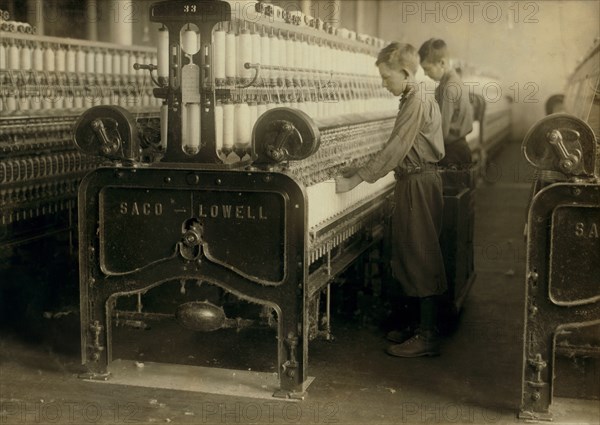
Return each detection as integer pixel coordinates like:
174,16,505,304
375,42,419,96
418,38,449,82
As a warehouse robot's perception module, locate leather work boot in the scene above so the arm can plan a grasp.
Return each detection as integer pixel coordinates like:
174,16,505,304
385,330,440,357
386,326,417,344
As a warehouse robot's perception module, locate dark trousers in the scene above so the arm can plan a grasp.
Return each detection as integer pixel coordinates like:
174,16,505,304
391,171,447,297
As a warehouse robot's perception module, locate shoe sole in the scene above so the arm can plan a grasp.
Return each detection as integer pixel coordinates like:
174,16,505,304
386,336,410,344
385,348,440,358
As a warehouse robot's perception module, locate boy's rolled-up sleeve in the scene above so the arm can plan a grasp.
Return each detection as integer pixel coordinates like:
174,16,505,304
357,96,424,183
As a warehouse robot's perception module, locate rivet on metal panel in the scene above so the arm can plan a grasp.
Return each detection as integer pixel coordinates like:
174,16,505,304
164,177,171,183
528,271,538,283
528,303,538,318
186,174,200,184
571,187,581,196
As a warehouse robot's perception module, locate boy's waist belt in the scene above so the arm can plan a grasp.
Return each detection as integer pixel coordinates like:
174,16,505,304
394,164,439,179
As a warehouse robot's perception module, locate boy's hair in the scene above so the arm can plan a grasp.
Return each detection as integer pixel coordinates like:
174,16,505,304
376,42,419,75
418,38,448,63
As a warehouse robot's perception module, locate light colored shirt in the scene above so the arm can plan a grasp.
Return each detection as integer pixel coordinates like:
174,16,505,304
436,69,473,144
357,83,444,183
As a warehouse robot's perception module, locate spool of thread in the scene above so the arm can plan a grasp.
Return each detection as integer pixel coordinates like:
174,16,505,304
0,43,6,70
186,103,201,153
214,103,224,152
120,51,129,75
6,94,16,111
269,33,279,81
66,48,75,72
235,102,251,147
104,51,112,75
225,31,236,81
260,31,270,81
55,46,65,72
8,42,19,69
223,102,234,151
55,90,65,109
95,50,104,74
181,103,188,146
20,44,31,70
64,92,74,109
31,94,42,111
302,39,310,74
239,29,252,80
279,33,287,82
76,48,85,73
251,30,261,75
85,49,94,73
257,102,267,118
44,46,55,72
42,89,54,109
287,34,295,77
84,90,94,107
112,52,121,75
182,28,198,55
249,102,258,131
293,37,302,78
18,93,29,111
73,91,82,108
157,27,169,78
213,29,226,82
323,44,331,74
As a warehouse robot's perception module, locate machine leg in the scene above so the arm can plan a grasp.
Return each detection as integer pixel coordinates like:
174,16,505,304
79,294,112,380
273,302,308,399
519,327,554,421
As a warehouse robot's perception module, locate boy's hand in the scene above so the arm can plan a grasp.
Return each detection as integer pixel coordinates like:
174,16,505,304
341,166,358,178
335,174,362,193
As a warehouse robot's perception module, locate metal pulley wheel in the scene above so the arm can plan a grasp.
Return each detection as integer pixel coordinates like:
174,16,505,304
73,105,140,161
522,113,596,177
252,107,320,165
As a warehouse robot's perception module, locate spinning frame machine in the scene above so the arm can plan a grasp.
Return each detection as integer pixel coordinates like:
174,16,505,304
0,9,161,248
73,0,399,398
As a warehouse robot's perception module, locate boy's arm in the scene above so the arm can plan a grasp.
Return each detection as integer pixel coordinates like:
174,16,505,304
439,86,452,141
356,96,424,183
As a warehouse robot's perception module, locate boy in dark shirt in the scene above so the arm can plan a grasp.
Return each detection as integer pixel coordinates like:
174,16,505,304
336,42,446,357
419,38,473,169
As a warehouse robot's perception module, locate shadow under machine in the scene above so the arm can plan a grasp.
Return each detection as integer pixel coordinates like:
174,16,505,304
73,0,400,398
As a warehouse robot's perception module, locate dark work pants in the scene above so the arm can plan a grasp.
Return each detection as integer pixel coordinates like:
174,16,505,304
391,171,447,298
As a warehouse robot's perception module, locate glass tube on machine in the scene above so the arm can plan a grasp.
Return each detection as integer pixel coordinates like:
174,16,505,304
180,24,201,155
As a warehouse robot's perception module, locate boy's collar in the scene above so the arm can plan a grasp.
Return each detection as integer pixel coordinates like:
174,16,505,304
399,83,419,107
402,82,420,98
